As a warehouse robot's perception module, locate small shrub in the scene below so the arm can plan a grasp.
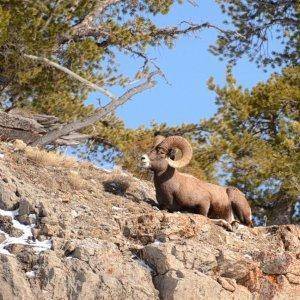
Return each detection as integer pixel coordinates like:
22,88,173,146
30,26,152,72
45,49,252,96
103,175,130,196
67,171,85,189
13,139,27,151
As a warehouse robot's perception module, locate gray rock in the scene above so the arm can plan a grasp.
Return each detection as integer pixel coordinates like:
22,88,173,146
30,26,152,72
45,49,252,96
0,182,19,210
18,197,31,216
0,215,23,237
260,252,293,275
0,233,5,243
0,255,34,299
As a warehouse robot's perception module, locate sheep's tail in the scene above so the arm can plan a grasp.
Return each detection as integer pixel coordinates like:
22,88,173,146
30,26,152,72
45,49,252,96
226,187,253,227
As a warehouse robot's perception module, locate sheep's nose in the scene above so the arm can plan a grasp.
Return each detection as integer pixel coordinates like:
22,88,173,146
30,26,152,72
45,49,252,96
140,155,150,168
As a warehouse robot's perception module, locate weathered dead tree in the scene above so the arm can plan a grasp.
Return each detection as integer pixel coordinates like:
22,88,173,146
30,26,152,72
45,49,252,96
0,110,45,144
20,54,158,147
0,74,158,147
0,51,159,147
0,110,90,146
30,71,157,147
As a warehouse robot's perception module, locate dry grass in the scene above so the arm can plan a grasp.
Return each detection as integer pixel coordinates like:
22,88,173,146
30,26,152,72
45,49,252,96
13,139,27,151
67,170,85,189
23,146,77,168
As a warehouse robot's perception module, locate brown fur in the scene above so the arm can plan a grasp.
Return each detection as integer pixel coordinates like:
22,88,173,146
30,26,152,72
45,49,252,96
141,137,252,227
226,187,253,227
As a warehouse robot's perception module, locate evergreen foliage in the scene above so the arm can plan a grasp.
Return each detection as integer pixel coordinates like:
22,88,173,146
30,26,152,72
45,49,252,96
212,0,299,67
203,66,300,221
0,0,186,127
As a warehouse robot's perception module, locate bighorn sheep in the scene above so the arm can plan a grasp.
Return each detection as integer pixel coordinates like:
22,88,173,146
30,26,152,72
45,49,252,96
141,135,252,230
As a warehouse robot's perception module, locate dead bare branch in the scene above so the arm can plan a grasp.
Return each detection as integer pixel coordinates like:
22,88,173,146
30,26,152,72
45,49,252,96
124,48,171,85
0,110,45,133
23,54,117,101
31,71,159,147
71,0,121,37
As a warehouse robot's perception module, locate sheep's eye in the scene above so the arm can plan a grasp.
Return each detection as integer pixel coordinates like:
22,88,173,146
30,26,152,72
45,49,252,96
156,147,166,155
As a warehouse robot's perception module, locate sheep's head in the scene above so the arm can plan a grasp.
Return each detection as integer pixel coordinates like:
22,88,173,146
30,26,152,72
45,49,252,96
141,135,193,172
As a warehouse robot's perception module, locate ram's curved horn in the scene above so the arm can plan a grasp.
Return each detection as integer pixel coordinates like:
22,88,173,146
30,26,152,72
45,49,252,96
153,135,166,148
158,136,193,168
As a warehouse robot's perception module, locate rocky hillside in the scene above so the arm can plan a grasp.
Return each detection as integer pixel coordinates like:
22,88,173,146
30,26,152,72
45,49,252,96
0,141,299,300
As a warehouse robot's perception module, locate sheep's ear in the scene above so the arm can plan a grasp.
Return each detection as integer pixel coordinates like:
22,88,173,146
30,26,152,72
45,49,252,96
168,149,176,160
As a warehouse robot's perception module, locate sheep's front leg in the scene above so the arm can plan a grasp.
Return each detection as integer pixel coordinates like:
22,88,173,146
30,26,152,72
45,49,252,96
197,203,210,216
156,192,174,211
210,219,233,231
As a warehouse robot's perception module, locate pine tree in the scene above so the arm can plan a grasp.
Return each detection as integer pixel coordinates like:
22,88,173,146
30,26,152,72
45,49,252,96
1,1,183,123
201,66,300,224
211,0,299,67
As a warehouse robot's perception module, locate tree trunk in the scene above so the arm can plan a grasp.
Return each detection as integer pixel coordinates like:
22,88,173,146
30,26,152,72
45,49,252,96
0,110,45,143
0,110,90,146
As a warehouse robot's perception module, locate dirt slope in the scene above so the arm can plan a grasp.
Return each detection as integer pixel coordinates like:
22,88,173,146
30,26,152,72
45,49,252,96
0,142,299,300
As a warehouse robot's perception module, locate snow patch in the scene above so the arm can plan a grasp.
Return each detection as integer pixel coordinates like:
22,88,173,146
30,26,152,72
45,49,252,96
153,240,162,246
25,270,36,278
112,206,124,211
0,209,52,255
29,214,36,220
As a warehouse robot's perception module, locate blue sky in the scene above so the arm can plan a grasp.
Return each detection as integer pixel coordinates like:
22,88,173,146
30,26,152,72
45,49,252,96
88,0,277,128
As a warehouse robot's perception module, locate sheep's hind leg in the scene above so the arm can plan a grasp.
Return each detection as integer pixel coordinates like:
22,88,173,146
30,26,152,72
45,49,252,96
196,205,233,231
211,219,233,231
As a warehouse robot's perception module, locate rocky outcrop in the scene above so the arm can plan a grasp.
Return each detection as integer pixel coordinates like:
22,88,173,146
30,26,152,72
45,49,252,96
0,142,299,299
